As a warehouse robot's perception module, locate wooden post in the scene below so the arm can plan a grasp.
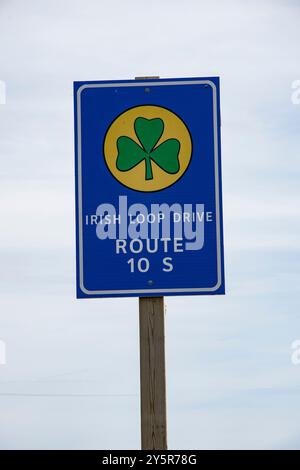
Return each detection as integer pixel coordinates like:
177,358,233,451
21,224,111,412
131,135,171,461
134,76,167,449
139,297,167,450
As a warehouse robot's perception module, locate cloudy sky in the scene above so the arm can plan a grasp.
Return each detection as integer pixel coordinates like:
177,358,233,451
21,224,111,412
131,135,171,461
0,0,300,450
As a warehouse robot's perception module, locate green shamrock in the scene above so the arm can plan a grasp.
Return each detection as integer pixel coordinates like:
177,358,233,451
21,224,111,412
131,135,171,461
116,117,180,181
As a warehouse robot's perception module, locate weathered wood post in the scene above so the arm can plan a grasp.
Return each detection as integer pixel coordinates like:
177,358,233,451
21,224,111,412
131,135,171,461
139,296,167,450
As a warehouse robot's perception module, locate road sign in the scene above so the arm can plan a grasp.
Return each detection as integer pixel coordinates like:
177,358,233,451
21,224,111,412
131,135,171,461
74,77,225,298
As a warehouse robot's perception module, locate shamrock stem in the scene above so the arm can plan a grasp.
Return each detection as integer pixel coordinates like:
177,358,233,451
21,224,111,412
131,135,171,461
145,156,153,180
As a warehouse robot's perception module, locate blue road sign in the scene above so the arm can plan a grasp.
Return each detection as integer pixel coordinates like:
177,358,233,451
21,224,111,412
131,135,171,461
74,77,225,298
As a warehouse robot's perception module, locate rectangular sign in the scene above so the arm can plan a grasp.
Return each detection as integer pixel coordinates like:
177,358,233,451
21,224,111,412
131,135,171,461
74,77,225,298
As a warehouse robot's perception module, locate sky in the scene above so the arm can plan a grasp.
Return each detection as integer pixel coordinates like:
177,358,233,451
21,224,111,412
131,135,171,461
0,0,300,450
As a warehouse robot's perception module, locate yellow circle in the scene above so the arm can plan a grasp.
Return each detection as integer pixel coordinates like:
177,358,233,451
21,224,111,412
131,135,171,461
103,105,192,192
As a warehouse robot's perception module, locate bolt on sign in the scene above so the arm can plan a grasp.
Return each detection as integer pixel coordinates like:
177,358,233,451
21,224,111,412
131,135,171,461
74,77,225,298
